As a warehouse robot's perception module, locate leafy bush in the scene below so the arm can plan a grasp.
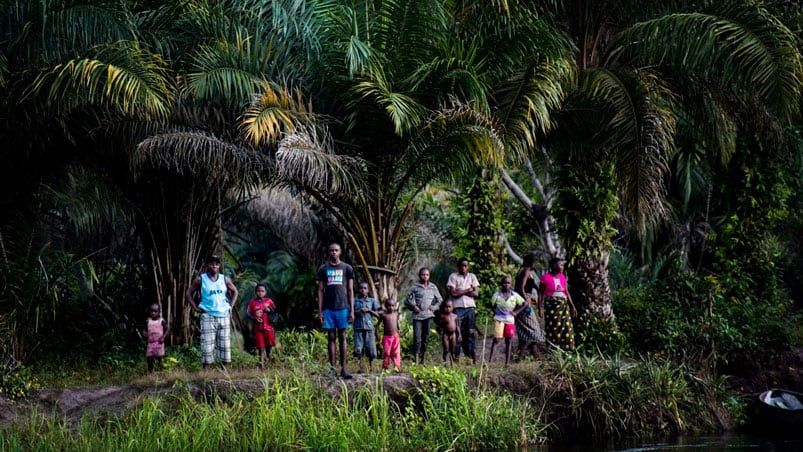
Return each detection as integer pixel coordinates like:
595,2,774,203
0,364,38,399
542,353,715,440
614,258,794,367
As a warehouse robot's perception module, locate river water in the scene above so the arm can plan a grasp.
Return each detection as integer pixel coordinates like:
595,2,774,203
538,433,803,451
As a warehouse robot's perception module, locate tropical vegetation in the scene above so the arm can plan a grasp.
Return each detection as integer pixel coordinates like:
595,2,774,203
1,0,802,445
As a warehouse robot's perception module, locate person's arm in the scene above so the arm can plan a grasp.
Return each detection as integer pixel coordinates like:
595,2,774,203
317,280,325,325
226,277,239,309
512,293,527,316
430,287,442,311
405,290,421,313
185,277,203,313
160,319,170,343
537,279,546,317
452,280,479,298
347,278,354,323
516,270,530,304
366,309,381,319
566,280,578,317
467,274,480,298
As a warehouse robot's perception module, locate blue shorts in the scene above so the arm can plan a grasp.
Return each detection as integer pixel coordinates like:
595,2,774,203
322,308,351,330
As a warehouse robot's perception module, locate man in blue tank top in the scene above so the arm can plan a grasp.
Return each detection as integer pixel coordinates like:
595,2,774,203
186,255,239,369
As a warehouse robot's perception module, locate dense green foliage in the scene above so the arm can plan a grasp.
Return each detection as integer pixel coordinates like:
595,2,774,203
0,5,801,440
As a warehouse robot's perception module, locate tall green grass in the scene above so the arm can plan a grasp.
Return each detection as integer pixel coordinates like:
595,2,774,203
538,352,717,441
1,370,543,451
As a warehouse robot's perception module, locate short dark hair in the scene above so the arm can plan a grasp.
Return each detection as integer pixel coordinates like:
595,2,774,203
458,257,469,265
548,257,562,270
207,255,221,264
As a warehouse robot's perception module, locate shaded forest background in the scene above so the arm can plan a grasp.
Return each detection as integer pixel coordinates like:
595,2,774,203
1,0,802,384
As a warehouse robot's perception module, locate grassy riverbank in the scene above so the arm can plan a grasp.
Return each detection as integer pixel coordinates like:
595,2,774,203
1,333,735,450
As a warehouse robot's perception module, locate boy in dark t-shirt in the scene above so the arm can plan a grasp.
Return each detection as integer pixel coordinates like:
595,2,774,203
316,243,355,379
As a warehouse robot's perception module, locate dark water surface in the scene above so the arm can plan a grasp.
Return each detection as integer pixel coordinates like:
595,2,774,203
537,433,803,452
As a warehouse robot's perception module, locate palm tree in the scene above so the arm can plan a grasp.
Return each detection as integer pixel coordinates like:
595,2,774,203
537,0,802,328
240,0,568,300
9,0,324,342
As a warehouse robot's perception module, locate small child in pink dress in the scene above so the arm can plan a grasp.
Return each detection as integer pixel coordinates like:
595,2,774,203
144,303,169,373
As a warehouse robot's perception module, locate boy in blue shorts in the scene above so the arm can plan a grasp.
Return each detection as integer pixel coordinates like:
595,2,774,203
317,243,355,379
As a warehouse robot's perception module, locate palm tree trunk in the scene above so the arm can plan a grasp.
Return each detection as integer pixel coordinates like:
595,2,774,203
571,244,615,322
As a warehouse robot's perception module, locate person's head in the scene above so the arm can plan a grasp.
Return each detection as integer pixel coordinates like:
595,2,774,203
549,257,564,273
384,298,397,311
149,303,161,320
418,267,430,284
327,243,342,264
457,258,469,275
358,282,370,297
255,283,267,298
206,255,221,275
522,254,536,269
442,299,454,314
500,275,512,290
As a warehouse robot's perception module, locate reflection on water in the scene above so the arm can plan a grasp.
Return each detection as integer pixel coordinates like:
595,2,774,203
537,433,803,452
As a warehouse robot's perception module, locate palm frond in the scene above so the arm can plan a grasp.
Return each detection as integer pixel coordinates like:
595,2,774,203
30,41,172,120
675,77,738,166
407,37,488,109
248,188,323,261
184,30,271,106
406,97,505,187
577,67,676,233
617,1,802,121
133,130,268,190
8,0,137,66
43,166,130,238
495,58,575,161
275,126,367,197
240,83,315,146
350,68,426,135
0,51,6,88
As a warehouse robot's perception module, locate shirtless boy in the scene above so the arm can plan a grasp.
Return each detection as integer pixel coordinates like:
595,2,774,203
376,299,401,371
439,300,462,367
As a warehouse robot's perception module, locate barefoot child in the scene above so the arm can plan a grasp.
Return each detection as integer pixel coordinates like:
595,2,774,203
144,303,169,373
438,300,461,367
488,276,526,367
247,284,277,368
375,299,401,371
353,282,381,372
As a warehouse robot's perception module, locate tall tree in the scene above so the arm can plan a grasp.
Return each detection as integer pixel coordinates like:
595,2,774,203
539,0,802,330
242,0,568,300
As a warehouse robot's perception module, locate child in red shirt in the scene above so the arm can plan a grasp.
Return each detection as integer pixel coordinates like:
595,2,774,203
247,284,276,368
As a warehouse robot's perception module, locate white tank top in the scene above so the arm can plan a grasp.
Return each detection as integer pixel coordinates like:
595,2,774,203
199,273,229,316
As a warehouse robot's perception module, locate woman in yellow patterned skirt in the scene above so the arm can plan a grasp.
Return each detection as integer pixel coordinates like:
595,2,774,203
538,257,577,351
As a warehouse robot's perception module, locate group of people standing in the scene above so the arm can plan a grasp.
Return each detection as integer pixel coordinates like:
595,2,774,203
145,244,577,376
316,243,579,378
